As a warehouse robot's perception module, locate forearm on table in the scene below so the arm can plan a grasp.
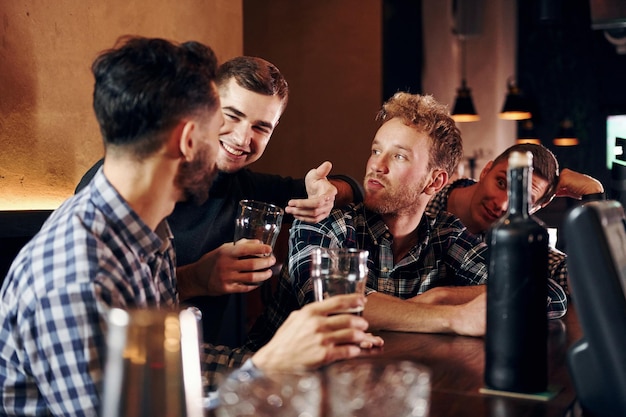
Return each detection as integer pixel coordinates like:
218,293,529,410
416,285,485,305
363,292,459,334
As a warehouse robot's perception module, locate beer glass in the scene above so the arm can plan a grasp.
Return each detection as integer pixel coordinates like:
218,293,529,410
310,247,369,315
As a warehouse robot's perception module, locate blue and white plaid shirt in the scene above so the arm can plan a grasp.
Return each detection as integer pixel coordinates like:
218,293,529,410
0,170,252,416
0,169,179,415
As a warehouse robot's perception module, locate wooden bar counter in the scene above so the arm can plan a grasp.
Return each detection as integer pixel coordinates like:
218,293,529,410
367,306,583,417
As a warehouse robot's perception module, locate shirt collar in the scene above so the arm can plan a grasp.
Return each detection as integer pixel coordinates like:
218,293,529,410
359,203,432,252
90,167,169,260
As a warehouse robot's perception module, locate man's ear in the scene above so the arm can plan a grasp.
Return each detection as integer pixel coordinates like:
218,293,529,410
424,169,448,195
177,120,196,161
479,160,494,181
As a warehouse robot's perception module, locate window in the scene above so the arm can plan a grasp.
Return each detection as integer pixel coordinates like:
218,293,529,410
606,115,626,169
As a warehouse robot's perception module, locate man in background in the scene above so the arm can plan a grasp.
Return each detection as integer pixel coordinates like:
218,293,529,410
0,36,381,416
425,142,605,296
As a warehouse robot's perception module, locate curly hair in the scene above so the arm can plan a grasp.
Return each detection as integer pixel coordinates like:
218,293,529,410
377,92,463,176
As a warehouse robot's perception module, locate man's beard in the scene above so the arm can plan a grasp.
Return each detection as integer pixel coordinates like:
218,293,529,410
175,144,217,205
364,174,428,215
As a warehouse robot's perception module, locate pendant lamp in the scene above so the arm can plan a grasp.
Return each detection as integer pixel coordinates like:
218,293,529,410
516,120,541,144
499,78,532,120
553,119,579,146
451,37,479,123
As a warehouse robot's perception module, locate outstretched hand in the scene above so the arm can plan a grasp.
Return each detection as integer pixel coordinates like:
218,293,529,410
285,161,337,223
251,294,384,373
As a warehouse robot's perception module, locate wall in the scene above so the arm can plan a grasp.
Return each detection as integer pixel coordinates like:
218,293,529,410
243,0,515,182
5,0,609,211
422,0,517,176
518,0,626,186
243,0,382,182
0,0,242,210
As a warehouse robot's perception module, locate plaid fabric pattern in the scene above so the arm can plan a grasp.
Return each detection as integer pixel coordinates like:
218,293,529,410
201,345,253,394
245,203,490,350
425,178,476,218
288,204,489,303
0,169,250,415
427,179,569,317
246,201,568,349
0,169,179,415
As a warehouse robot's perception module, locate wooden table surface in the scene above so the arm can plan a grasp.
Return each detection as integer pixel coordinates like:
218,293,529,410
210,307,584,417
364,306,583,417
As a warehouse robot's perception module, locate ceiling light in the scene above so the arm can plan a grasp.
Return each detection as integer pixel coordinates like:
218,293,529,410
499,78,532,120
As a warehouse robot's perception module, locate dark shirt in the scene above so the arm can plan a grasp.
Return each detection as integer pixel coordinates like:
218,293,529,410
168,167,309,345
75,158,363,345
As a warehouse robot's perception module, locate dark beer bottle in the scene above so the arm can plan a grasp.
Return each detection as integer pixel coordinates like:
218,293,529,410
484,151,548,393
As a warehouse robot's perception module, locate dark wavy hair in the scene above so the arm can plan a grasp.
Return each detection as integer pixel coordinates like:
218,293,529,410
216,56,289,113
92,35,219,157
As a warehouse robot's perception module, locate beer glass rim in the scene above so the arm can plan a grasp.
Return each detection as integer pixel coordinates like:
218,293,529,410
312,247,369,258
239,199,284,215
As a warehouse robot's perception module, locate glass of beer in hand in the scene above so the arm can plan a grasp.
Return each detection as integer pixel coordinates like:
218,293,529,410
234,200,284,253
311,247,369,315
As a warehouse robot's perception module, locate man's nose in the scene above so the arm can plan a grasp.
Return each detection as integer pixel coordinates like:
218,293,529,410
494,192,509,214
231,123,253,147
369,156,389,174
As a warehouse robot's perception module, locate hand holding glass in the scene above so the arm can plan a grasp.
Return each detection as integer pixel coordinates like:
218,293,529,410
234,200,284,254
310,248,368,315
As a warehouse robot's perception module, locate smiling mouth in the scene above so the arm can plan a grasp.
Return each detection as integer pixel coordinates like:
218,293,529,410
221,141,245,157
483,206,500,220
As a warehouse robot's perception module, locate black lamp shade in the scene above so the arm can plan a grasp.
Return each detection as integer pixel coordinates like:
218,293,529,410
451,80,480,122
499,83,532,120
553,119,579,146
516,120,541,144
